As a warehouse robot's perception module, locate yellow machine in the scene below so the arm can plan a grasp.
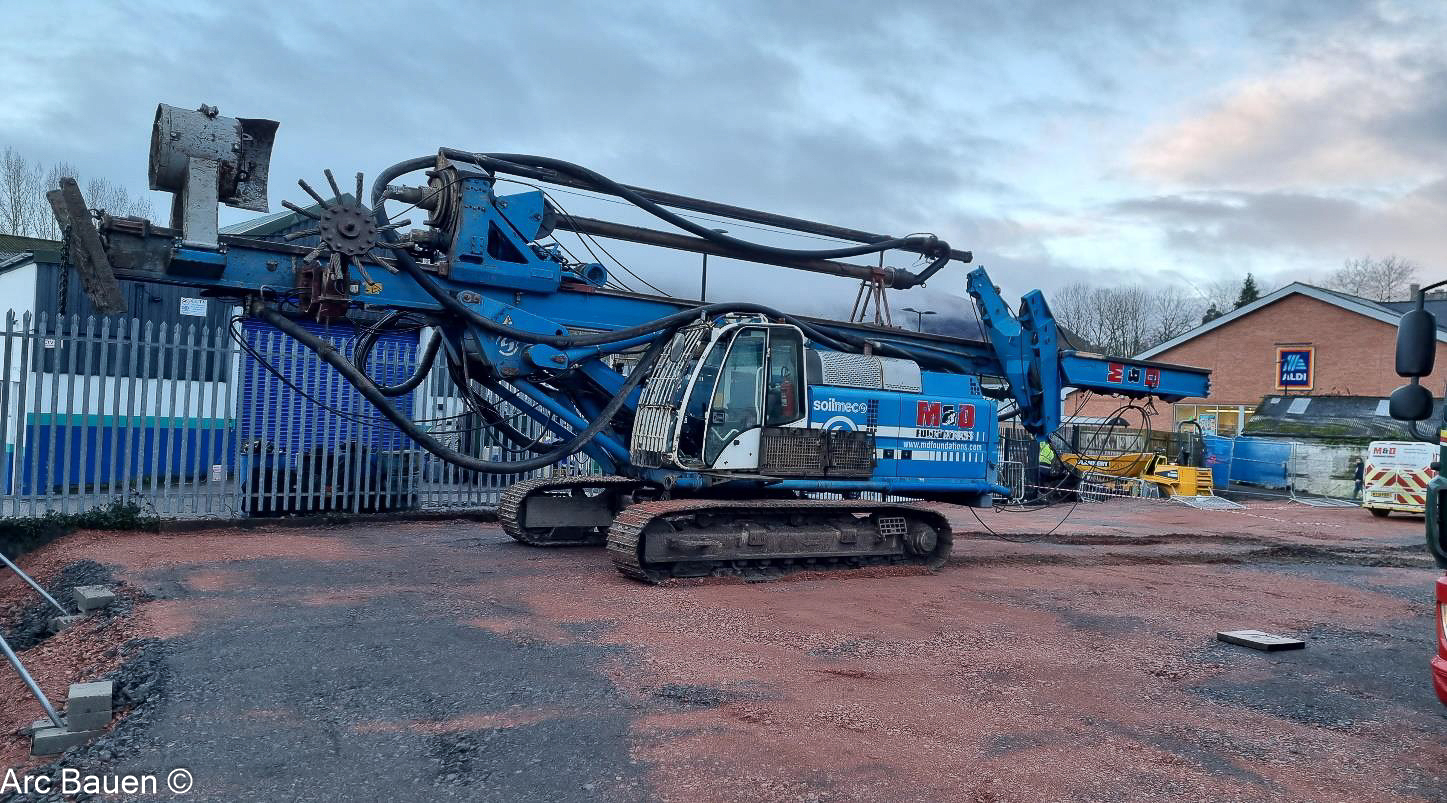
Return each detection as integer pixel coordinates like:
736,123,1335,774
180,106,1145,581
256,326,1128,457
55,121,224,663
1139,455,1215,498
1058,451,1215,498
1058,452,1155,478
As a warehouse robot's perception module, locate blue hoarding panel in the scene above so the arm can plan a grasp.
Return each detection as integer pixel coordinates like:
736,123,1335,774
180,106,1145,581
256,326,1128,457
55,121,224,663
1228,437,1290,489
238,319,417,457
16,418,230,494
1202,435,1233,490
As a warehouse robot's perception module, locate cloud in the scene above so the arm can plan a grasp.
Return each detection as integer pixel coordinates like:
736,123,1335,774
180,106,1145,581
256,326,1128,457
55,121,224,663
3,0,1444,316
1106,181,1447,280
1111,191,1361,252
1130,3,1447,189
1108,2,1447,284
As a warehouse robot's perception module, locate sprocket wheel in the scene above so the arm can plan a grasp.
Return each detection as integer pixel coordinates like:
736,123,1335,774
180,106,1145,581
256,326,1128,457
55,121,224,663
279,168,411,273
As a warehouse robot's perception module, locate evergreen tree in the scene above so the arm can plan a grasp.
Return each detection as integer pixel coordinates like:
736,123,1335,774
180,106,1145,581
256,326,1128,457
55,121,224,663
1201,305,1222,324
1234,274,1260,309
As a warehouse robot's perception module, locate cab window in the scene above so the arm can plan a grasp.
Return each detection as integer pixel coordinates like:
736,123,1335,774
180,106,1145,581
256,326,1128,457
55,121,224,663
704,328,766,464
676,329,734,463
765,328,805,426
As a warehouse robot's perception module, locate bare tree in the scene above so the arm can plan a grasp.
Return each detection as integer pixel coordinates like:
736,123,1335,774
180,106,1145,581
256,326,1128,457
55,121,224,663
85,176,151,220
1052,282,1112,351
1198,277,1240,315
1100,285,1151,356
1324,256,1418,301
32,162,80,240
1052,282,1203,356
1,147,43,237
0,147,152,239
1150,285,1204,344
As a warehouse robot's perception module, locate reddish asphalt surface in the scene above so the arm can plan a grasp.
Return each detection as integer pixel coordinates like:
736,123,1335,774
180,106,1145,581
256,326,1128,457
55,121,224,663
2,498,1445,801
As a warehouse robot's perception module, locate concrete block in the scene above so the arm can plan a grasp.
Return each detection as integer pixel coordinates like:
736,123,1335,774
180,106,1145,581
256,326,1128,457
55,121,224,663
64,681,113,730
49,614,85,632
67,680,113,713
31,725,101,756
72,585,116,612
67,707,111,731
1217,629,1305,651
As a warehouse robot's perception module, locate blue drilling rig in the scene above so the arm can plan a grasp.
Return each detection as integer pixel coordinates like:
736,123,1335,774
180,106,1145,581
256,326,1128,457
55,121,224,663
52,103,1210,582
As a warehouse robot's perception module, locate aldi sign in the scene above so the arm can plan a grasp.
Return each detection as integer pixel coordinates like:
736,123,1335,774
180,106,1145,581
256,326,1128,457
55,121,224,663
1276,347,1314,390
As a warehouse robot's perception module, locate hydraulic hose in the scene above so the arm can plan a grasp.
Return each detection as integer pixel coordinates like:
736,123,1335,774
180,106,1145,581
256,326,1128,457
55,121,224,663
457,150,951,287
367,157,962,367
355,311,444,397
444,357,554,453
385,230,860,350
253,302,672,473
368,171,852,350
445,149,951,271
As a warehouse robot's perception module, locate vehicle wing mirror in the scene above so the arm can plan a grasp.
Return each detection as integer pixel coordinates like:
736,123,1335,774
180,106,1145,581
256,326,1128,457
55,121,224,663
1396,307,1437,377
1389,382,1434,421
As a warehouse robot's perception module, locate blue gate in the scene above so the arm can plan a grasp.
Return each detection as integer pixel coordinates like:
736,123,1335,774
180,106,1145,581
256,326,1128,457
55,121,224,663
237,319,419,453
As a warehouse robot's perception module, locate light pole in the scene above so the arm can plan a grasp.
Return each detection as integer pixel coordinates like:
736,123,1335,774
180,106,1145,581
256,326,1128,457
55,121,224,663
701,228,727,301
901,307,936,332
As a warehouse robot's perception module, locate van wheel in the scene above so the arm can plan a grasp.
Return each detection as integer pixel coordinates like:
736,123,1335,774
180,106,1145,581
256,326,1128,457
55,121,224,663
1369,508,1390,518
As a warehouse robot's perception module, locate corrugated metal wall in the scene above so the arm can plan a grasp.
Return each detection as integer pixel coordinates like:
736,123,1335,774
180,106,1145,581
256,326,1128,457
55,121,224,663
237,319,417,453
33,261,231,380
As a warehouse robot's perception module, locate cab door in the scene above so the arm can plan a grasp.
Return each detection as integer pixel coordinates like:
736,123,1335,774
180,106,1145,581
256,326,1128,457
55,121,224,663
675,324,807,471
705,328,767,469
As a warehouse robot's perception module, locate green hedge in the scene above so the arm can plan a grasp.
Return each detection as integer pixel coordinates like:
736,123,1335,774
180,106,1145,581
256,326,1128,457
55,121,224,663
0,499,159,560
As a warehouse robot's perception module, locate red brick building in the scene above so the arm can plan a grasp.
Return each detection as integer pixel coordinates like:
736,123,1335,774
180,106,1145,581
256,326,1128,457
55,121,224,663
1066,283,1447,436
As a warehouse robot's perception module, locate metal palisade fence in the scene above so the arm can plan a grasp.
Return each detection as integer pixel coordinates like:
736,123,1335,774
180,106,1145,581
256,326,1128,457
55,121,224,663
0,311,597,520
0,310,1179,520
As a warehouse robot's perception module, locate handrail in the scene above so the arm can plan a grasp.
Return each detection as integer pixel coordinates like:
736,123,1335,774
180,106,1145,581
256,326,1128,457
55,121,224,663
0,550,69,616
0,550,69,729
0,631,65,728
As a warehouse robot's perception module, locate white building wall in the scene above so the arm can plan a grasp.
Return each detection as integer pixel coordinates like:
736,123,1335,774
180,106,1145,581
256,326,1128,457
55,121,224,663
1,262,39,458
0,261,38,322
25,374,233,420
1288,441,1362,498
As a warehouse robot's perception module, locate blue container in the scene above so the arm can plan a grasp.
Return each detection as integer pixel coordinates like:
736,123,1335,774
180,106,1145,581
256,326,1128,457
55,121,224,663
1202,435,1233,490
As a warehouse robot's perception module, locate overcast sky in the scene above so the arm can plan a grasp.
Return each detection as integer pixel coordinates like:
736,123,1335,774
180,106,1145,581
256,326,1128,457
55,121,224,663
2,0,1443,320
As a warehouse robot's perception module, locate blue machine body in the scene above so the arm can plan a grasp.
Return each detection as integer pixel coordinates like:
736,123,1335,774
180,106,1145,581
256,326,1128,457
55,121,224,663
91,142,1211,506
807,379,994,487
448,176,562,292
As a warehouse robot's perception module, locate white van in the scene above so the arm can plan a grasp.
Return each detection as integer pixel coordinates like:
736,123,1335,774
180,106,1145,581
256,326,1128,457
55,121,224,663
1362,440,1437,517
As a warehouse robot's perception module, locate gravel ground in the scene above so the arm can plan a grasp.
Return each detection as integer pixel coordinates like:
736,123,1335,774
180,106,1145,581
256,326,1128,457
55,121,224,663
0,499,1444,802
3,561,120,650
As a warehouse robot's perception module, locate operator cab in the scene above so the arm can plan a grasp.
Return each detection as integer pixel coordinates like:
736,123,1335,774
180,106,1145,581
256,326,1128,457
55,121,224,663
632,316,807,472
677,319,808,469
682,322,810,468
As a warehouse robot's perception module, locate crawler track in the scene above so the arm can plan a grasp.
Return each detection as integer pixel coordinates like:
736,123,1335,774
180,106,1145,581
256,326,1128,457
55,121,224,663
607,498,952,583
499,475,644,546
